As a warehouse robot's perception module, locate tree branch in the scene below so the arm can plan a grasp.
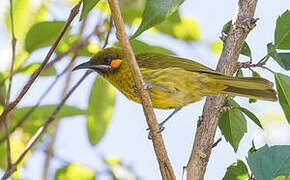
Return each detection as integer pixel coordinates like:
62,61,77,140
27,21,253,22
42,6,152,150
1,71,90,180
0,0,82,125
6,0,17,106
3,0,17,172
0,59,76,145
186,0,258,179
107,0,175,179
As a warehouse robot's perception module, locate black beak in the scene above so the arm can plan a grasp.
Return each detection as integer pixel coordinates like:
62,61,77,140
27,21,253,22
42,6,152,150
72,61,91,71
72,61,112,72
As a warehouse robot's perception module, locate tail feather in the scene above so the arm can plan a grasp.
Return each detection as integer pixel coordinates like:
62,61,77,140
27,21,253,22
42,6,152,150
222,86,277,101
212,76,274,90
210,76,277,101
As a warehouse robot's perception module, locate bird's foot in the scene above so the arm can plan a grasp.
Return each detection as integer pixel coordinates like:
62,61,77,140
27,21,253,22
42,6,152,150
133,82,153,93
147,123,165,140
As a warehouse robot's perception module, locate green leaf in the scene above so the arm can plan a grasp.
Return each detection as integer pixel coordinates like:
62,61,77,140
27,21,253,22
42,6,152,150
275,73,290,123
10,105,85,134
25,21,68,52
114,39,175,55
222,160,248,180
56,35,94,57
55,164,95,180
121,7,143,26
222,20,232,34
219,99,247,152
155,11,200,42
238,107,263,129
5,0,32,41
18,63,57,76
268,43,290,70
131,0,185,39
275,10,290,49
277,53,290,71
240,42,252,59
222,20,251,58
80,0,101,21
247,145,290,180
86,77,116,146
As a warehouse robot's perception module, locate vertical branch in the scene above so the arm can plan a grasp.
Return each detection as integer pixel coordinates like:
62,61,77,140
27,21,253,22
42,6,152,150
186,0,258,179
6,0,17,105
3,0,17,172
2,120,12,167
107,0,175,179
102,16,113,49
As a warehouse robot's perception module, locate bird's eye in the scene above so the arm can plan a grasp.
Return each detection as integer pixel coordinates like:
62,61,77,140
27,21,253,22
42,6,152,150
104,56,111,64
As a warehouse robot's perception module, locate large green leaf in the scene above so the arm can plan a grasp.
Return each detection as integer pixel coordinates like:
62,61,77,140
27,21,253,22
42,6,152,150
219,99,247,152
222,20,252,58
275,73,290,123
55,164,95,180
18,63,57,76
277,53,290,71
275,10,290,49
247,145,290,180
114,39,175,55
222,160,248,180
267,43,290,71
131,0,184,39
80,0,101,20
10,105,86,134
25,21,68,52
86,77,116,146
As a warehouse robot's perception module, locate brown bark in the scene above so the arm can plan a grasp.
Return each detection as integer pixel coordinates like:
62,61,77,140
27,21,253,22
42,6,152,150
186,0,258,179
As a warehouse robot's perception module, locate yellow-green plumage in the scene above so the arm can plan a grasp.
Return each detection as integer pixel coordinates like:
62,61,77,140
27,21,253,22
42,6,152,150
74,47,277,109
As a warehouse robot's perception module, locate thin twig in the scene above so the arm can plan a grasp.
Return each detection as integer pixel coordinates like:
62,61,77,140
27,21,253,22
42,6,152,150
1,71,90,180
107,0,175,179
6,0,17,106
238,60,266,69
102,16,113,49
3,0,17,172
186,1,258,179
42,53,78,180
2,120,12,167
0,59,77,145
212,137,222,148
0,1,82,125
42,16,88,179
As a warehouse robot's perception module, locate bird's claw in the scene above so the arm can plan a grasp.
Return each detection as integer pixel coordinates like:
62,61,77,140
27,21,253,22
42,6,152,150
147,124,165,140
133,82,153,93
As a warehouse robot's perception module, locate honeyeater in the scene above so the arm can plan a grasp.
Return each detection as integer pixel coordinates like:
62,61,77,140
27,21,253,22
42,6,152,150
73,47,277,110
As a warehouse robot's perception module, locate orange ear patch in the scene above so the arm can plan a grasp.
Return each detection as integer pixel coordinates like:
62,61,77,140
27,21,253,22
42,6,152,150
110,59,123,68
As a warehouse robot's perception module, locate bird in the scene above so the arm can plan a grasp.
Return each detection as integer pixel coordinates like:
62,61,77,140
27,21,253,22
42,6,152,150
73,47,277,128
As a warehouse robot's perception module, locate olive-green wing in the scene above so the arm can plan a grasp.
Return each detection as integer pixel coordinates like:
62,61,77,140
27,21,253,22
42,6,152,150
136,53,223,75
